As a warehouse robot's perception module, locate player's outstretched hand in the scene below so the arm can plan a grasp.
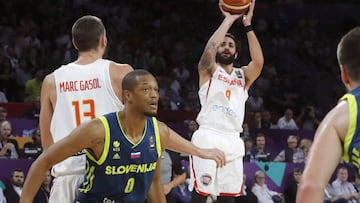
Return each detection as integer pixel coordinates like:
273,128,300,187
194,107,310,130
199,148,226,168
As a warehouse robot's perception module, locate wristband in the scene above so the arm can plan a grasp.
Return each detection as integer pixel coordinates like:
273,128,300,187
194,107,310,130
244,25,253,33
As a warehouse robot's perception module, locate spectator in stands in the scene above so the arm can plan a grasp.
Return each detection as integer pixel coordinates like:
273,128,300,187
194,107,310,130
277,108,298,130
185,119,199,141
0,121,19,159
24,68,44,102
353,173,360,192
273,135,304,163
0,107,7,122
324,183,348,203
243,136,254,162
248,133,271,162
261,110,278,129
284,167,302,203
331,166,360,203
0,188,5,203
246,86,264,114
22,96,40,121
296,105,320,130
235,173,257,203
0,91,8,103
299,138,312,162
4,168,24,203
34,170,51,203
160,150,187,203
0,58,18,102
172,61,190,83
251,170,283,203
240,123,251,138
250,112,262,129
21,127,42,159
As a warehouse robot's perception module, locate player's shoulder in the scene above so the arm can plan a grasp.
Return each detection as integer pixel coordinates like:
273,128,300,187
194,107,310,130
109,62,133,72
43,72,55,85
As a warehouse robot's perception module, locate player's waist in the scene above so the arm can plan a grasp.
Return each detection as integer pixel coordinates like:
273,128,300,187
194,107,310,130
198,125,240,136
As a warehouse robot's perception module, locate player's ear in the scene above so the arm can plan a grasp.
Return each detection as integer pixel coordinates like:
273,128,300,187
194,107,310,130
72,39,79,50
340,65,350,86
123,90,131,104
100,34,107,48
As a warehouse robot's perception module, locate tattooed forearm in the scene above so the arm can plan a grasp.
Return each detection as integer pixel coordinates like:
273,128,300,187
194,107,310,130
198,42,217,71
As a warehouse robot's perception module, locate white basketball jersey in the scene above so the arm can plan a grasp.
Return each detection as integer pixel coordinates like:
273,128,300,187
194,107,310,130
51,59,124,177
196,66,248,133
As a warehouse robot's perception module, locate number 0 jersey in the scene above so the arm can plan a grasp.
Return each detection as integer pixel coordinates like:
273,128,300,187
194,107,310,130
51,59,124,177
196,66,248,133
340,87,360,175
74,112,162,203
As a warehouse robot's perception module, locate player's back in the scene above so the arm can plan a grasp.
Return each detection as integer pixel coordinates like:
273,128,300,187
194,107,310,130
51,58,124,176
341,86,360,175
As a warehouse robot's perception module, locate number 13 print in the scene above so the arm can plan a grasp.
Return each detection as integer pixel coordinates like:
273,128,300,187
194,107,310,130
72,99,95,126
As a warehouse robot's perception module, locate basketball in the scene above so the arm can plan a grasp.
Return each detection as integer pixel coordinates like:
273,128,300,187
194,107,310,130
219,0,251,15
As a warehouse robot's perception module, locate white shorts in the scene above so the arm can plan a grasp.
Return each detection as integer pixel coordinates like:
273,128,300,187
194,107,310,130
189,127,244,196
49,174,84,203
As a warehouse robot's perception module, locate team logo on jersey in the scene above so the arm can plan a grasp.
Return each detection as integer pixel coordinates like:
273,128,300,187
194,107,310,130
235,70,243,79
113,141,120,152
149,135,155,149
200,174,212,186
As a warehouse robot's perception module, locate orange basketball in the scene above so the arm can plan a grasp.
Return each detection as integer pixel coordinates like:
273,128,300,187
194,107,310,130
220,0,251,15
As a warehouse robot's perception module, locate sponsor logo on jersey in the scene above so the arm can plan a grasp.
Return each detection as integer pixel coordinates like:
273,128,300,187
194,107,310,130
113,141,120,152
211,104,237,117
112,153,120,160
102,197,116,203
201,174,212,186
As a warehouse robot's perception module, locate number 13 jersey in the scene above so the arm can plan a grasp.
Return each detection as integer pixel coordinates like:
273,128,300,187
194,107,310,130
51,59,124,177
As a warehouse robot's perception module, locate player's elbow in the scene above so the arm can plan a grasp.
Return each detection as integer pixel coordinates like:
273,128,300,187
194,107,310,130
296,182,325,203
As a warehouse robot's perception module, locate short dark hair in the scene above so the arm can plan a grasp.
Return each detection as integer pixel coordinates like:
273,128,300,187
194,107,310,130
337,27,360,81
122,69,152,91
11,168,24,177
72,15,105,52
225,33,241,54
293,167,303,174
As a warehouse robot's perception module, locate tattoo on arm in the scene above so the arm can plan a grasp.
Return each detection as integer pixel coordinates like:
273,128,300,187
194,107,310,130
198,42,217,71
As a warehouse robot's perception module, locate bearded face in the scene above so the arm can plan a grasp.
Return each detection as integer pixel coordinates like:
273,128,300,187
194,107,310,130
216,51,236,65
216,36,238,65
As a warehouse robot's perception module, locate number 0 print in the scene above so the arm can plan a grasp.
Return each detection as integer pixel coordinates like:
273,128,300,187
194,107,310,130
225,89,231,101
124,177,135,193
72,99,95,126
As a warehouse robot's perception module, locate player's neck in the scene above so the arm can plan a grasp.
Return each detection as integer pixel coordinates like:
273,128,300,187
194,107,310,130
118,111,146,144
220,63,233,74
75,51,103,65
